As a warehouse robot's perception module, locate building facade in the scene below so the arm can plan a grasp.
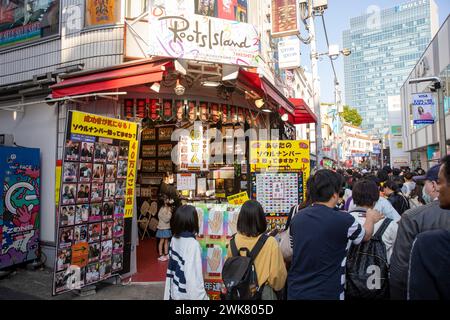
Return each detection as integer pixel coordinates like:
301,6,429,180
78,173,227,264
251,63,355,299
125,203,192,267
0,0,316,271
400,15,450,170
343,0,439,134
341,124,375,167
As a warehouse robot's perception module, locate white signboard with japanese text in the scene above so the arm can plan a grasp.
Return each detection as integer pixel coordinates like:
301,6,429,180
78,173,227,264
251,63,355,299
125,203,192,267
278,38,301,69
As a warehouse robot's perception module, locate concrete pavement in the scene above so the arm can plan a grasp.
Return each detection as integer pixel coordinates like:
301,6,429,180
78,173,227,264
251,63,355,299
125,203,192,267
0,267,165,300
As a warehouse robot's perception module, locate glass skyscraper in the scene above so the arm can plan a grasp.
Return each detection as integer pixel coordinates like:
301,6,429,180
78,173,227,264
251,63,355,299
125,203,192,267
343,0,439,134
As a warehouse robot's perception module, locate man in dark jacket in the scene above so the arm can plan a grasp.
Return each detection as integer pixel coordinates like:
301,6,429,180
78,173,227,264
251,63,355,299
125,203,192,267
407,229,450,300
390,161,450,300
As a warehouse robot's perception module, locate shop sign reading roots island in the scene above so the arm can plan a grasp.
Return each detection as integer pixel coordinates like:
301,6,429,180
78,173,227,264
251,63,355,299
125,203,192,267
148,2,260,66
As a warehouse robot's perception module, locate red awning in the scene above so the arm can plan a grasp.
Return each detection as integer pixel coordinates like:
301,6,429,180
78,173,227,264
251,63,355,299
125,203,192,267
237,69,295,115
289,98,317,124
50,59,173,98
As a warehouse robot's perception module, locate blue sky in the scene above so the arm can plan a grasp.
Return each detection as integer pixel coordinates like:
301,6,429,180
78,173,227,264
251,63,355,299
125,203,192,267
299,0,450,104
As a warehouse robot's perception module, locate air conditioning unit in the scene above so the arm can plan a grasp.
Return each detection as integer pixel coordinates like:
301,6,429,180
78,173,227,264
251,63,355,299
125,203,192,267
0,134,14,146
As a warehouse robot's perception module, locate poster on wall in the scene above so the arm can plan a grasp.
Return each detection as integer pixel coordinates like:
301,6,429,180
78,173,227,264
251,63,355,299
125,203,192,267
147,1,259,67
52,111,138,295
412,93,436,125
0,147,40,270
0,0,60,48
85,0,117,26
192,203,241,299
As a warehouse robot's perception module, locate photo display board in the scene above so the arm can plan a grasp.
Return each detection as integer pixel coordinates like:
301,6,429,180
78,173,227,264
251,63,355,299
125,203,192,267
53,111,138,295
251,172,303,231
191,203,241,300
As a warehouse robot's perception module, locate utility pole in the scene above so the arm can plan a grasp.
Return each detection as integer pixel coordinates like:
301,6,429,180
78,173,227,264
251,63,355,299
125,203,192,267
309,9,323,168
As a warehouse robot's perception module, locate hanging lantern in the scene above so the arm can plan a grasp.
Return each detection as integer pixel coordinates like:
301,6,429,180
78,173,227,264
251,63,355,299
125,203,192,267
162,99,175,122
199,101,209,122
136,99,146,118
221,104,229,123
124,99,134,119
149,99,160,122
188,101,197,122
210,103,220,123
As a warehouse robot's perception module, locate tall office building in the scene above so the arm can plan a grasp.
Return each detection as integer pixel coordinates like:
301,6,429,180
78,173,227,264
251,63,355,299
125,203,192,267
343,0,439,134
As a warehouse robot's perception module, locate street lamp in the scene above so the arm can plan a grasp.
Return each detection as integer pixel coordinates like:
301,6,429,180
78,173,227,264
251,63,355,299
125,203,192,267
408,77,446,161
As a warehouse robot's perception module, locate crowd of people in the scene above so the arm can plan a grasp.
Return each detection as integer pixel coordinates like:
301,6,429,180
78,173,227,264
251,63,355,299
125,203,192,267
162,156,450,300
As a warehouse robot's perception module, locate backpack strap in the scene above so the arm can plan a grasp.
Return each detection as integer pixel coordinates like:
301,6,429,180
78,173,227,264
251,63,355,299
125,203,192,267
249,234,269,262
230,235,239,257
372,218,393,240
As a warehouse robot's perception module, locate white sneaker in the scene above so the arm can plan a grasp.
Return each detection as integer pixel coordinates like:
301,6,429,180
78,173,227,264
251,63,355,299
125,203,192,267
157,256,165,261
164,255,170,261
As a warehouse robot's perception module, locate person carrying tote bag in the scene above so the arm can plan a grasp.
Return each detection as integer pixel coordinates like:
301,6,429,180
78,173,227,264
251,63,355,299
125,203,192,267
278,204,301,264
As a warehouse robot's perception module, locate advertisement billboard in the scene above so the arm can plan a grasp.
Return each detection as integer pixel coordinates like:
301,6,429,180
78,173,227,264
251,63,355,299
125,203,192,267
412,93,436,125
147,1,259,66
0,147,40,270
0,0,60,49
52,111,139,295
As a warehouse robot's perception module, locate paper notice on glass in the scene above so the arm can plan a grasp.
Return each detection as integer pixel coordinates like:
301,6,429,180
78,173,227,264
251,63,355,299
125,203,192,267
197,178,207,195
177,173,196,190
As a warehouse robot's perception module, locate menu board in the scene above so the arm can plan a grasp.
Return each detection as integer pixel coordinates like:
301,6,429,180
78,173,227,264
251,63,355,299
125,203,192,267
53,111,138,295
192,203,241,300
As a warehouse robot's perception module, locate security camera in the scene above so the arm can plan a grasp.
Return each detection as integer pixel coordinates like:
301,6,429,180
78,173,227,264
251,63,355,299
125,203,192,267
45,94,56,106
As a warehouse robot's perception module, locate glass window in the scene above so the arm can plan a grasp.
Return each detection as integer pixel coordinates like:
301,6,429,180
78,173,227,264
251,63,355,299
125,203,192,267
126,0,147,19
85,0,122,27
0,0,60,49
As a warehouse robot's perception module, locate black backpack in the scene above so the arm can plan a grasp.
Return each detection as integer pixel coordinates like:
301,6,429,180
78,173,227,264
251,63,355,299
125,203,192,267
346,216,393,300
221,234,268,300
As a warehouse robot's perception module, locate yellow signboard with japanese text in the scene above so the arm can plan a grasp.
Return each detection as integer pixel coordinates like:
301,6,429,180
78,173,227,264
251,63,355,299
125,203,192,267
69,111,139,219
250,140,310,199
227,192,250,205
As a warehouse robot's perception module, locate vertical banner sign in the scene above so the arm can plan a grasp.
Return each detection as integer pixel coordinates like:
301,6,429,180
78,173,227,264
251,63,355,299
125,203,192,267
412,93,436,125
0,147,40,270
271,0,300,38
53,111,138,295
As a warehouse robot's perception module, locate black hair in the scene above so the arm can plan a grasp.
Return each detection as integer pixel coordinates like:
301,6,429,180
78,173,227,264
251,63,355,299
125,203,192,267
346,169,353,176
309,169,344,203
404,172,414,180
364,175,380,187
382,166,392,174
392,176,405,189
172,205,199,237
384,180,401,193
441,155,450,184
237,200,267,237
393,168,401,176
352,179,380,207
377,170,389,183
